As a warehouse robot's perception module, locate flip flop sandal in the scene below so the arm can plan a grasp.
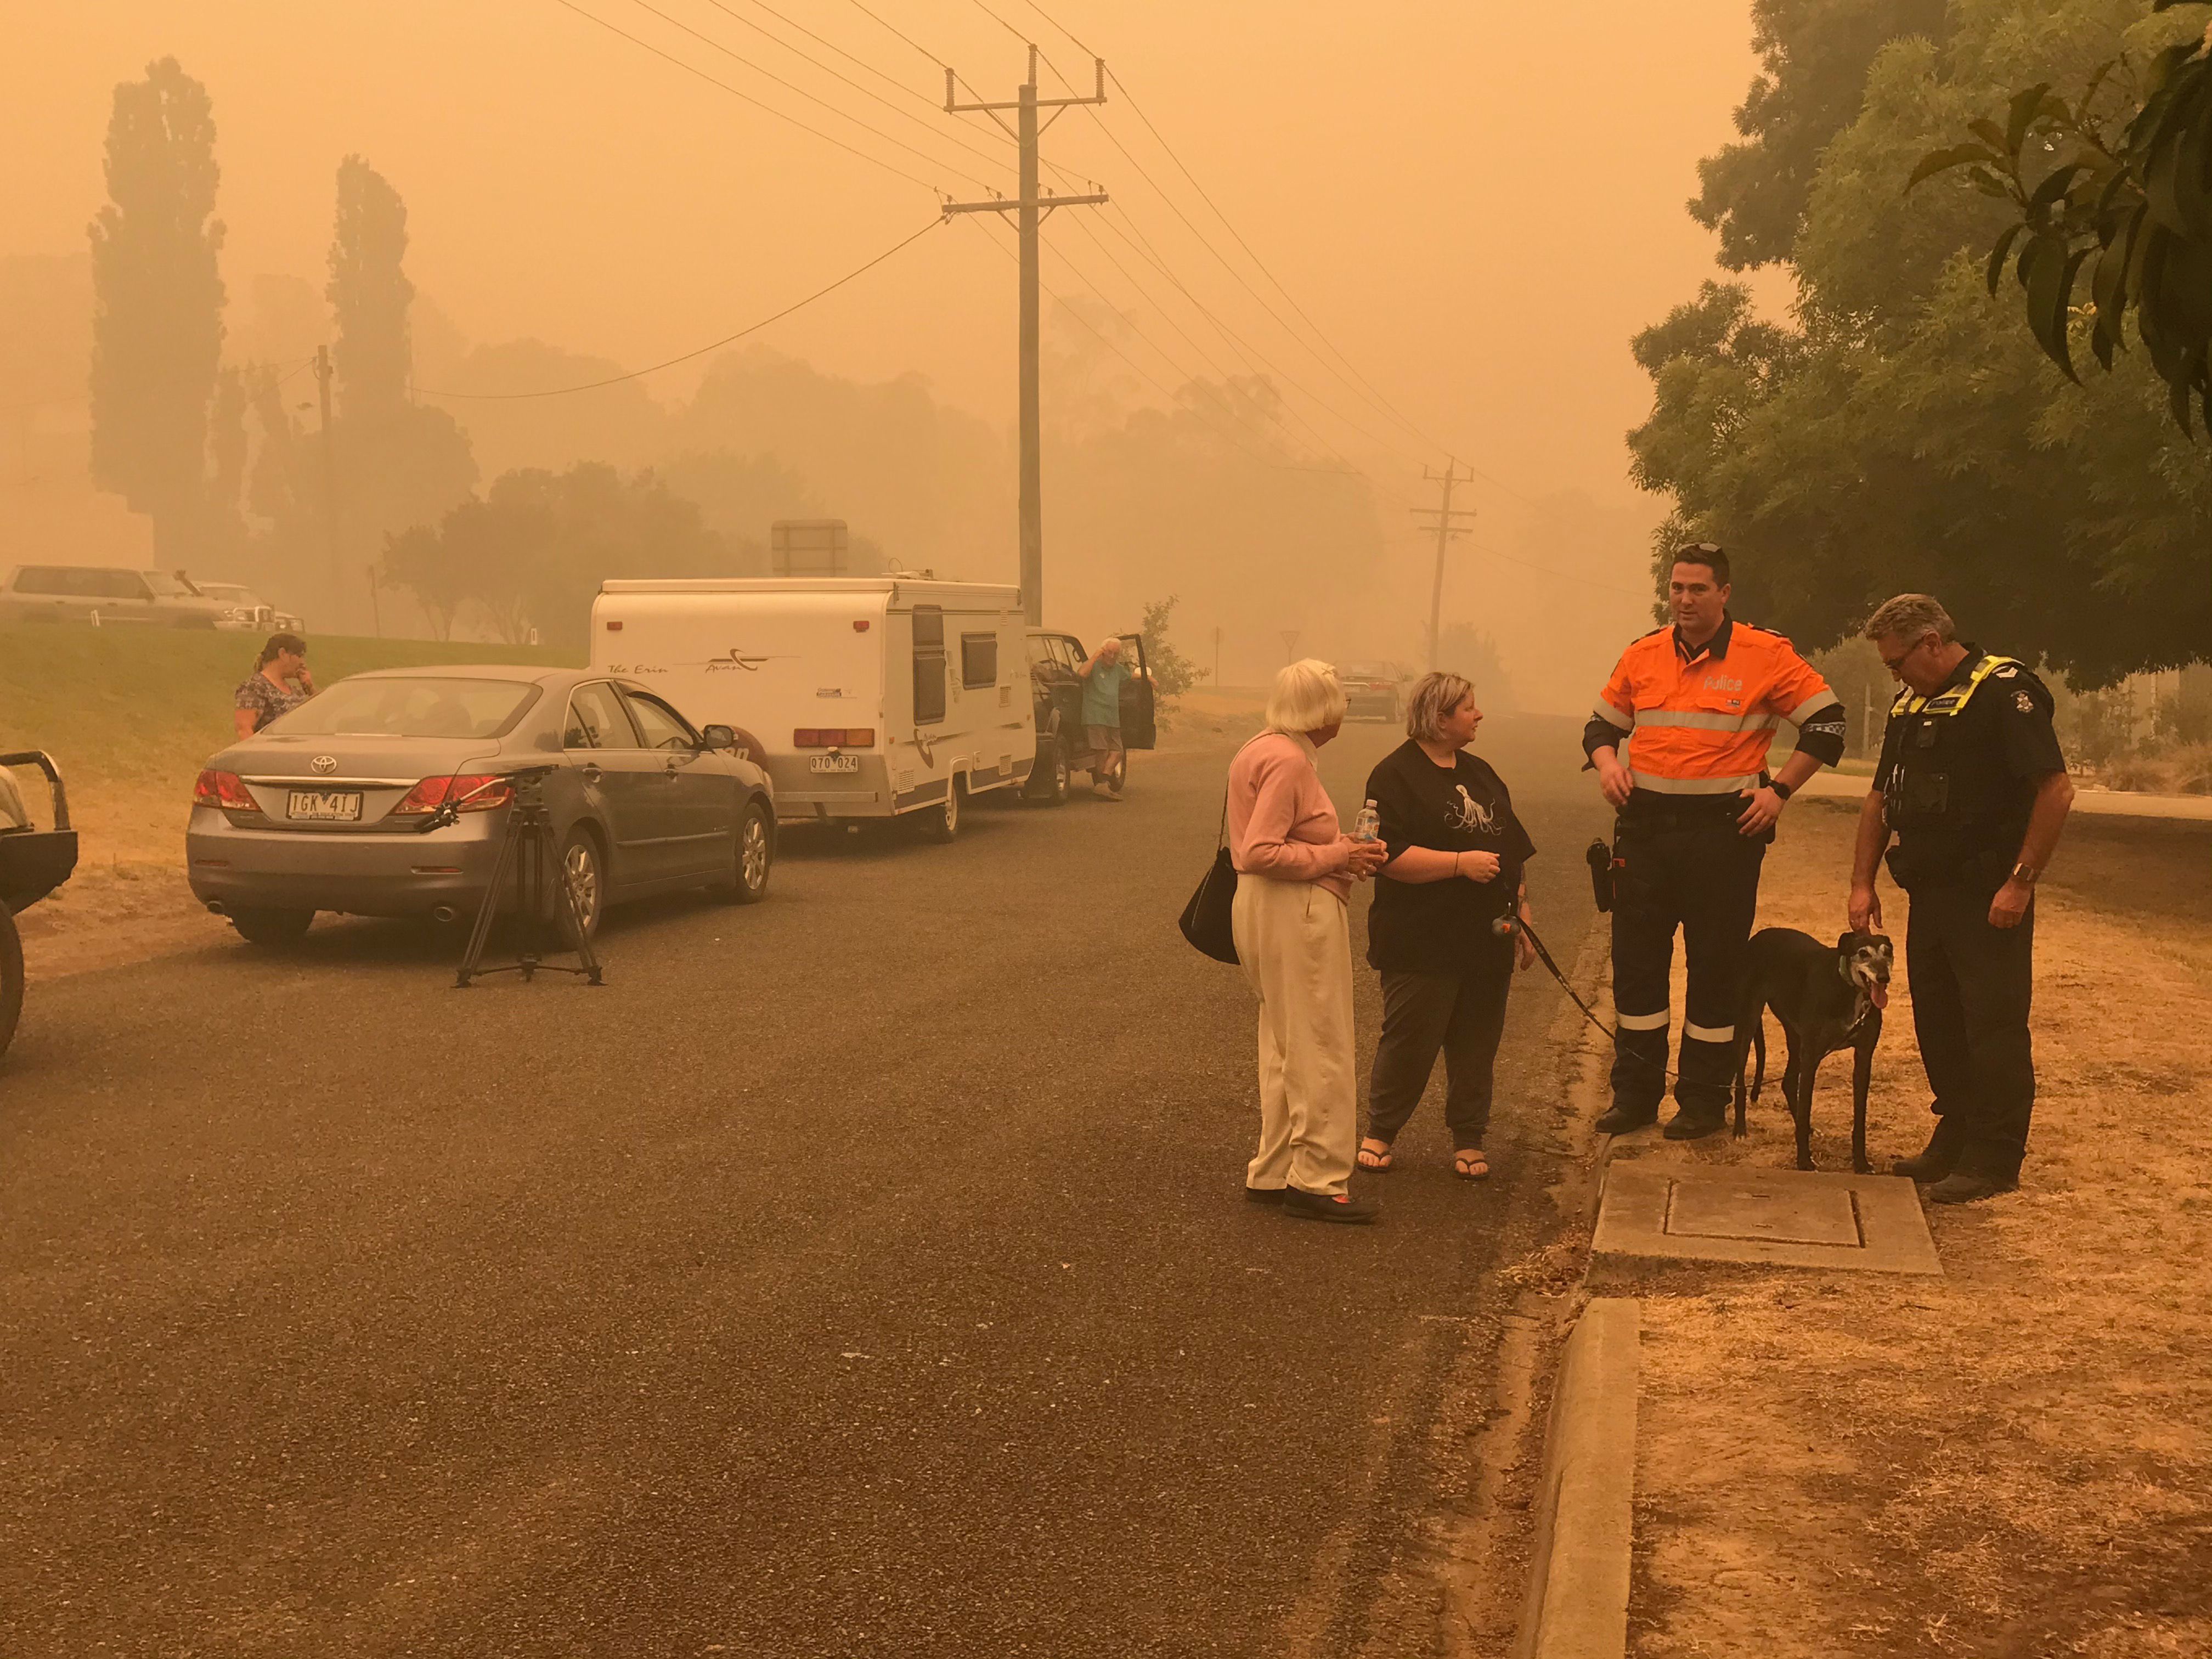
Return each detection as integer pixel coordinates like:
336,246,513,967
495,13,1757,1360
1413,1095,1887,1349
1453,1152,1491,1182
1356,1142,1395,1173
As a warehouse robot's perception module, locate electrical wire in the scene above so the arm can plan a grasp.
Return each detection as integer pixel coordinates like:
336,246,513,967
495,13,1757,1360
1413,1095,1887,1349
1016,0,1095,58
693,0,1012,173
411,218,946,400
961,216,1355,477
549,0,941,191
1048,227,1358,470
967,0,1034,47
621,0,994,190
708,0,970,116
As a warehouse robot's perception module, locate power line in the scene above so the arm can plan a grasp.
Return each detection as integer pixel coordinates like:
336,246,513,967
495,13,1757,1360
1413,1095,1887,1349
412,218,946,399
1057,209,1358,469
962,217,1355,477
551,0,944,191
710,0,964,115
1104,67,1444,459
967,0,1034,46
1016,0,1096,58
622,0,995,190
693,0,1012,174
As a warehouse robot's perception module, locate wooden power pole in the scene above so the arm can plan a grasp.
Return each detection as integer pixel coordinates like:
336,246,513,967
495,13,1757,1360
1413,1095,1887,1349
943,50,1107,627
314,344,341,620
1409,460,1476,670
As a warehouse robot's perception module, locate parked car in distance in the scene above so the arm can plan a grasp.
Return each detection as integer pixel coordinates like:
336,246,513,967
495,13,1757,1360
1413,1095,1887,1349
0,565,231,628
186,666,776,945
1024,630,1158,804
1340,662,1404,723
194,581,304,633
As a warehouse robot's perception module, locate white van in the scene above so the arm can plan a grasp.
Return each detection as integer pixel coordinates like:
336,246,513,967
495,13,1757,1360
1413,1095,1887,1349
589,578,1033,840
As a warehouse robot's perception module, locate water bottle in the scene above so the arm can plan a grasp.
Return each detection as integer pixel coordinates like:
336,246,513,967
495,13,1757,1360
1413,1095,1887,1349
1352,799,1381,842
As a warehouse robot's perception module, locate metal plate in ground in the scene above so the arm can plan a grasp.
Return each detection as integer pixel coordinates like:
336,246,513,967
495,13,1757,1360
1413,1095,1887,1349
1595,1163,1942,1274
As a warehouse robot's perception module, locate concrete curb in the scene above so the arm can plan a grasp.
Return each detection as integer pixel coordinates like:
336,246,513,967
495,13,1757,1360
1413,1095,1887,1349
1513,1297,1640,1659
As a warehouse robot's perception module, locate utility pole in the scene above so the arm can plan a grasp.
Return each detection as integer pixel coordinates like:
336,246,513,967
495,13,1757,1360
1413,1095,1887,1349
314,344,340,624
1409,459,1476,670
1214,624,1222,690
943,50,1108,627
1280,629,1301,664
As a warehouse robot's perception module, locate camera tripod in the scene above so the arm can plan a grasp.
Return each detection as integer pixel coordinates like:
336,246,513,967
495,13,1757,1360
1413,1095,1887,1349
449,768,604,988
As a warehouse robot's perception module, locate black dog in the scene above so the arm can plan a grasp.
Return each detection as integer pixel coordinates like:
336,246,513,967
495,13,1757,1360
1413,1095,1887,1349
1731,928,1894,1172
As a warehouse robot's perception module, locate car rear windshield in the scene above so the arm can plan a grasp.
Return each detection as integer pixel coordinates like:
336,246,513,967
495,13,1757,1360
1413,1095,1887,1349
274,678,540,739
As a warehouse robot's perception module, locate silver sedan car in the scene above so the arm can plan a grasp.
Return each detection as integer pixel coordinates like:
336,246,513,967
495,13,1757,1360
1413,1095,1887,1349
187,666,776,945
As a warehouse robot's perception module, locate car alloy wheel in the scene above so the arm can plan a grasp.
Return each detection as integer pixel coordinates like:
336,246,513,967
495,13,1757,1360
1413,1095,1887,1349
714,802,774,905
559,829,602,939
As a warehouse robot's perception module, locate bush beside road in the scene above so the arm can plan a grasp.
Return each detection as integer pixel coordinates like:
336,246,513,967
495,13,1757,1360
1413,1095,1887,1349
1587,797,2212,1656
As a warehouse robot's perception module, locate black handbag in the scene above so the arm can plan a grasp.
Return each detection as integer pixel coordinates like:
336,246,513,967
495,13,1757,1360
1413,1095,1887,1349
1178,787,1240,964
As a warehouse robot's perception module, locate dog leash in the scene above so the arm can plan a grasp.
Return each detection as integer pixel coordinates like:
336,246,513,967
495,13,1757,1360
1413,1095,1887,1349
1503,913,1679,1080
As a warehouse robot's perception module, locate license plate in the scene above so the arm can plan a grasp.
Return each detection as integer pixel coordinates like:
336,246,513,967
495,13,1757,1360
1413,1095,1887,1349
809,754,861,774
287,790,363,821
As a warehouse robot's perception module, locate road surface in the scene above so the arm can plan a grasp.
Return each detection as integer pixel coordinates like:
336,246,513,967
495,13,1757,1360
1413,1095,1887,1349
1,716,1613,1658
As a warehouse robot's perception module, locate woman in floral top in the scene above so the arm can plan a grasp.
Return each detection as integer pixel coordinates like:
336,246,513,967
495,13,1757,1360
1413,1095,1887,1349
233,633,315,737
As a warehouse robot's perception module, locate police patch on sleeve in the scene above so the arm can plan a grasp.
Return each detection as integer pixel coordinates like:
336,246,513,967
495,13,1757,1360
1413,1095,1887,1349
2013,690,2034,713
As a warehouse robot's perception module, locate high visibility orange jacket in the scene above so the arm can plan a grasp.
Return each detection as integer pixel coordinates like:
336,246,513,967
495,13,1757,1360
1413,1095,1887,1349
1587,618,1844,795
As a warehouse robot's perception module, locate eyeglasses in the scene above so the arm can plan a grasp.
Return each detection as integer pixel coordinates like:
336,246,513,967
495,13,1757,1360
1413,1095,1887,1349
1880,635,1930,674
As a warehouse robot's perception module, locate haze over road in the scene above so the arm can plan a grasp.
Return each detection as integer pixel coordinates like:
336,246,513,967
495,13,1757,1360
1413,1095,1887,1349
3,717,1608,1657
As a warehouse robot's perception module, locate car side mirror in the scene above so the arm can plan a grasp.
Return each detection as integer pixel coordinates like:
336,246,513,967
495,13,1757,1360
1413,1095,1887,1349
701,723,737,751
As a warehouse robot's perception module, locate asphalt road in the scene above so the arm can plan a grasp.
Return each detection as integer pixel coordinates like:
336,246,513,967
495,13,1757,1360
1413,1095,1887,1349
1,715,1612,1659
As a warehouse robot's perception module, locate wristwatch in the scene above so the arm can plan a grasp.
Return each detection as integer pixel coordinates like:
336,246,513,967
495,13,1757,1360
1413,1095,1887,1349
1768,778,1795,802
2010,862,2040,885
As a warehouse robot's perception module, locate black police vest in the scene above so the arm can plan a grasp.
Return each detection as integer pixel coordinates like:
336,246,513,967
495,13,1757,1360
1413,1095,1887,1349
1883,655,2028,884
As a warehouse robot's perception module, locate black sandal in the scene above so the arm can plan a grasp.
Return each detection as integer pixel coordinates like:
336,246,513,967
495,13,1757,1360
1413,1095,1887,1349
1357,1140,1394,1173
1453,1150,1491,1182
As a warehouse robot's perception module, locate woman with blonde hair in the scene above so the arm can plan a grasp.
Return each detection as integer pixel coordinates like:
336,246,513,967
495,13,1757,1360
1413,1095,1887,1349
1226,659,1389,1223
1356,671,1536,1182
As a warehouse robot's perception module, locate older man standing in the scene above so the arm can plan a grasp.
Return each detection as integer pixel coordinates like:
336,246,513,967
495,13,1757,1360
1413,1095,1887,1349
1849,594,2073,1203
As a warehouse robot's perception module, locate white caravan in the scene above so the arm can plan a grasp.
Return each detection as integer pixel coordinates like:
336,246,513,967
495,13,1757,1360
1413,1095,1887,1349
589,578,1033,840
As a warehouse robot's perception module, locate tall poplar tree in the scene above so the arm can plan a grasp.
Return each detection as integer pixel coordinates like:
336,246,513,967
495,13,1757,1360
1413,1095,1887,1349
328,156,413,417
87,57,226,560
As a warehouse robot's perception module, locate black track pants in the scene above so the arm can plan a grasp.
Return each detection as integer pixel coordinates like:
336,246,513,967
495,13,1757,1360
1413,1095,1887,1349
1905,881,2036,1180
1365,962,1514,1149
1608,819,1767,1116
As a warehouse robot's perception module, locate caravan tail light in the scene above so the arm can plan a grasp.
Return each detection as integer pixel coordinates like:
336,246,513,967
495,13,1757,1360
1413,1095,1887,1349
794,729,876,749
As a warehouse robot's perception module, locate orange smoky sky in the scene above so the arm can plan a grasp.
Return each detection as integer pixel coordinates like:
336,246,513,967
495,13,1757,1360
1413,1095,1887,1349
4,2,1778,698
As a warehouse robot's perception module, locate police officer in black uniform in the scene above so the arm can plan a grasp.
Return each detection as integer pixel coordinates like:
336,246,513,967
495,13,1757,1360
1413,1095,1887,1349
1848,594,2074,1203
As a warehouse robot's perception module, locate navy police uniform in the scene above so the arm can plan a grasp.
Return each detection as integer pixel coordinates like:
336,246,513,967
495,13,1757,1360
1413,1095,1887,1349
1875,647,2066,1183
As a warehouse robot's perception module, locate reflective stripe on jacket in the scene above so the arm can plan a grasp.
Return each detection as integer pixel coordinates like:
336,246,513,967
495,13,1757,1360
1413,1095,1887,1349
1594,619,1839,795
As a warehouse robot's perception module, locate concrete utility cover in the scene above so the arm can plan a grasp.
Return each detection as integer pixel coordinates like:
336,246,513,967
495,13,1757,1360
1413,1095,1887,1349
1595,1163,1942,1275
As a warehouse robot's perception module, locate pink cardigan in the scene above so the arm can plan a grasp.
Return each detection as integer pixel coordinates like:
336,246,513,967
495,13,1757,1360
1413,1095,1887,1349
1228,732,1350,902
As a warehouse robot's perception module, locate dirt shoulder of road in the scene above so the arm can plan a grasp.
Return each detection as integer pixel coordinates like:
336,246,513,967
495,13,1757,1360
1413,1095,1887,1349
1602,797,2212,1657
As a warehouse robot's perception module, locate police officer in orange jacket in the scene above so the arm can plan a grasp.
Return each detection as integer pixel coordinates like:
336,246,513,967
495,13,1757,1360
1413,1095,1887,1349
1583,544,1849,1138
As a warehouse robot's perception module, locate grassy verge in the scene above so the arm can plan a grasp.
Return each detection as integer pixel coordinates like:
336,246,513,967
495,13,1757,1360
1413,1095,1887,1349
0,625,576,865
1613,798,2212,1656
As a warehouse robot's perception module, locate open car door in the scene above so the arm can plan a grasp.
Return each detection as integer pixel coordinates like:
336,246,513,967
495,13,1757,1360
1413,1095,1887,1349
1116,634,1158,750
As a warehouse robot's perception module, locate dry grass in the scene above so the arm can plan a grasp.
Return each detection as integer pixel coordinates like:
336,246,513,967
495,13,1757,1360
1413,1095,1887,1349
2091,742,2212,797
1622,799,2212,1657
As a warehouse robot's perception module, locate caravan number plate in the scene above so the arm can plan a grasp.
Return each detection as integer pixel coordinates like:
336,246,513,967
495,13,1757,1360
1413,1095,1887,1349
809,754,861,774
287,790,363,821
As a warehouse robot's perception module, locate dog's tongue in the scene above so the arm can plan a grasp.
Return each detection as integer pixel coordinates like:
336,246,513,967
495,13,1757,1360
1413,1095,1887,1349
1870,983,1889,1010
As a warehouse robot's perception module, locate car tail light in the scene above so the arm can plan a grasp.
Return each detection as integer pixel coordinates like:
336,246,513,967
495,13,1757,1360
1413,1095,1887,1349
794,728,876,748
193,769,258,811
391,774,514,816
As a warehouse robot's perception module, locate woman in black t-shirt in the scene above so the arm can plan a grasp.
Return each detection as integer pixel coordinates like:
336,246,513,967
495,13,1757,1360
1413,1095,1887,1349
1356,672,1536,1181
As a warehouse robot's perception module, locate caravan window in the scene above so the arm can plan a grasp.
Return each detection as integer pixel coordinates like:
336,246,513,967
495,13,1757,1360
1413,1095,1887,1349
913,606,947,724
960,633,997,689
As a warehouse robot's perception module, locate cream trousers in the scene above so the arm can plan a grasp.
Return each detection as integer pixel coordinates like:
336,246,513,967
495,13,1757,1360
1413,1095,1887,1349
1231,874,1357,1197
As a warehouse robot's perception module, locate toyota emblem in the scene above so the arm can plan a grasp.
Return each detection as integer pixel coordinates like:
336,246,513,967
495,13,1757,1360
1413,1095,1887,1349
310,754,338,775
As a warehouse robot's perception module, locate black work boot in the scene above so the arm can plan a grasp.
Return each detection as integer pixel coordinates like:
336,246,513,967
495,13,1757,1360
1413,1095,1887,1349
1594,1102,1659,1136
1926,1169,2018,1204
1891,1119,1966,1183
1662,1105,1729,1141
